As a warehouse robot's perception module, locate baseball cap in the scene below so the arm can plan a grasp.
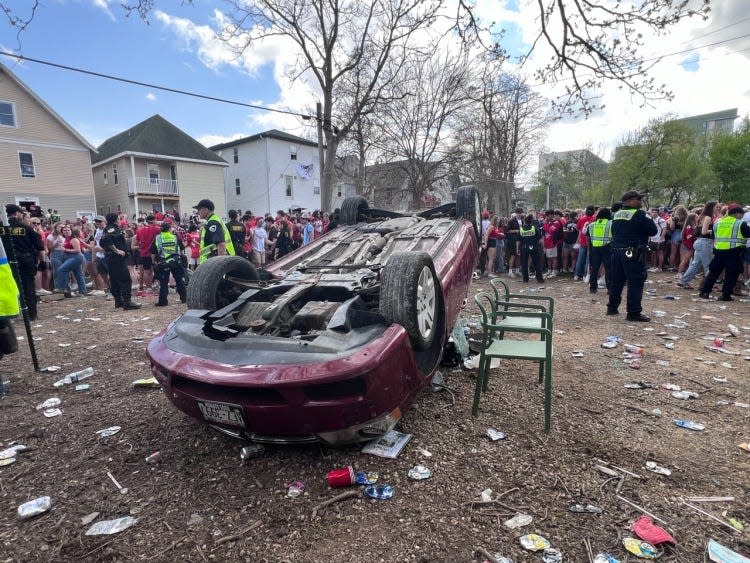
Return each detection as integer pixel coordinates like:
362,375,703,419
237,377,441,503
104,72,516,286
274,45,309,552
94,215,106,222
5,203,23,215
192,199,215,210
621,190,643,202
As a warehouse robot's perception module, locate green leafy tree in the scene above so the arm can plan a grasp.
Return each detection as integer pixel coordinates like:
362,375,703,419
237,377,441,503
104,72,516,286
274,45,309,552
708,117,750,203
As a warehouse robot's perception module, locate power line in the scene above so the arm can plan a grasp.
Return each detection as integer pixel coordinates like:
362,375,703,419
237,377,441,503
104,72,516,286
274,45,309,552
0,50,314,120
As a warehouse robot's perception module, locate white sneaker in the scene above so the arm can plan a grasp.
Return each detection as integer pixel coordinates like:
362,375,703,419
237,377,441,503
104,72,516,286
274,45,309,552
36,288,53,296
597,277,606,288
90,289,106,296
507,271,517,278
648,267,659,273
547,271,557,278
583,274,590,283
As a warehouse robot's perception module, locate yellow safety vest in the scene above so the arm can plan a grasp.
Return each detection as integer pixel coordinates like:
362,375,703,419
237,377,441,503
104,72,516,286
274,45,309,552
155,231,179,260
199,213,235,264
589,219,612,247
519,225,536,238
0,238,20,319
713,216,746,250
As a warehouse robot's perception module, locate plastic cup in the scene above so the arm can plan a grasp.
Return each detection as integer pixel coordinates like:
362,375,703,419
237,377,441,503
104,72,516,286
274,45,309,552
327,466,355,487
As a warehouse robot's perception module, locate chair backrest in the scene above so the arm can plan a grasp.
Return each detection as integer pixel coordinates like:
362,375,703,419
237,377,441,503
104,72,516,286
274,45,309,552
474,291,495,327
489,277,510,303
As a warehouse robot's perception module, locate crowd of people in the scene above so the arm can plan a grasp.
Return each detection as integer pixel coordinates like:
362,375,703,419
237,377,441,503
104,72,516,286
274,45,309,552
2,201,342,318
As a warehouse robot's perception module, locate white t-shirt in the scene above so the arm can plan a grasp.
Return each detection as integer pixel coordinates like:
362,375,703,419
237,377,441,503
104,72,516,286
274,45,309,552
649,216,667,243
252,227,267,253
47,233,65,251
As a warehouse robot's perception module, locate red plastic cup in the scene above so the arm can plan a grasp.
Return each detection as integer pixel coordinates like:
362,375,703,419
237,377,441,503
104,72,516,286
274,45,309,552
714,337,724,348
327,466,355,487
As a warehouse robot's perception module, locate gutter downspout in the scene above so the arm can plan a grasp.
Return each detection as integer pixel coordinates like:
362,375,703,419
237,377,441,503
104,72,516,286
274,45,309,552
130,154,138,218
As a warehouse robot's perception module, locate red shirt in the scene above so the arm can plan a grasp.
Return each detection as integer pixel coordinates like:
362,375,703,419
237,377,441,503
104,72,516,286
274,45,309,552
187,231,200,259
576,214,595,246
542,221,560,249
135,224,161,258
682,225,695,251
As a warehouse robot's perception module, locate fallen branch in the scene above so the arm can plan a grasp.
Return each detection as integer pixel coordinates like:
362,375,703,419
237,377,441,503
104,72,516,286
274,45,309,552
685,496,734,503
214,521,261,546
599,476,620,493
152,537,185,560
496,487,519,499
475,546,501,563
311,490,359,520
684,377,711,390
682,501,741,534
580,407,605,415
616,495,669,527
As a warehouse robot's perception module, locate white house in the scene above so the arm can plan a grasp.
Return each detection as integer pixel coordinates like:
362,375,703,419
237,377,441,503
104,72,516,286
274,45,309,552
211,130,321,215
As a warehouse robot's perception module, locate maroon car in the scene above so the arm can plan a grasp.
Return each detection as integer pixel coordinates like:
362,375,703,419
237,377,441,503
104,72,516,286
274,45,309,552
147,187,480,445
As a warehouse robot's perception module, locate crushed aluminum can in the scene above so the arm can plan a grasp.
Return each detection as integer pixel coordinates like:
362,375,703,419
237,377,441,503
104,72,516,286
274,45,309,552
43,408,62,418
145,451,162,464
18,496,52,519
96,426,121,437
645,461,671,476
593,554,620,563
519,534,551,552
131,377,160,389
286,481,305,498
660,383,681,391
672,390,699,400
355,471,378,485
504,513,532,529
407,465,432,480
364,484,394,500
487,428,507,441
240,444,264,461
569,503,603,513
601,341,618,349
543,548,563,562
36,398,61,410
674,419,705,431
85,516,137,535
622,537,659,559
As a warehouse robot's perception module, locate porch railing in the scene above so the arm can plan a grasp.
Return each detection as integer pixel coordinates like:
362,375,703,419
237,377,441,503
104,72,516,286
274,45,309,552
127,177,179,196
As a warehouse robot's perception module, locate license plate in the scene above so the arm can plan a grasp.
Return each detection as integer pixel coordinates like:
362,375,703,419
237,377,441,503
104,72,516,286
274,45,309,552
196,400,246,428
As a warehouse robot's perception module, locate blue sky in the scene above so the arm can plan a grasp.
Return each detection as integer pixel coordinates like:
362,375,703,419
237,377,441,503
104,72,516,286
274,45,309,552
2,0,749,170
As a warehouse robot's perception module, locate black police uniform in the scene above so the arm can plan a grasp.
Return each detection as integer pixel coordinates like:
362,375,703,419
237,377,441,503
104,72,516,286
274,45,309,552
8,217,44,321
606,206,657,319
519,222,544,283
100,222,140,309
225,219,247,258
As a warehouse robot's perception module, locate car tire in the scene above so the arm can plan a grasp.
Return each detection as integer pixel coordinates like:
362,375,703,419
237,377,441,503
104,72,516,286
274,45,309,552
380,252,440,351
186,256,259,310
340,196,369,225
455,185,481,242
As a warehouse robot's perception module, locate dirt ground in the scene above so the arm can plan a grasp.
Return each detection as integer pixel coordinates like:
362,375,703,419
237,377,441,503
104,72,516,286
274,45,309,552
0,272,748,562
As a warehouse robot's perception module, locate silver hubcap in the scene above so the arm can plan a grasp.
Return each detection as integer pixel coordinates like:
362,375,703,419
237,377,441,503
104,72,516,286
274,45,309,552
416,266,436,340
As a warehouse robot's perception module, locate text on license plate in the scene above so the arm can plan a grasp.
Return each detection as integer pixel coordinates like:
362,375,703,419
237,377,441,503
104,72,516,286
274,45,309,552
197,400,246,428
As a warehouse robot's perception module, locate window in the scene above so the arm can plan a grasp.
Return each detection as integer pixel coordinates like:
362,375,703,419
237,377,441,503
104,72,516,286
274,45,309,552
233,147,239,164
314,186,320,195
235,178,241,195
148,162,159,184
19,152,35,178
103,169,108,185
0,101,16,127
285,175,293,197
112,163,119,185
290,145,298,161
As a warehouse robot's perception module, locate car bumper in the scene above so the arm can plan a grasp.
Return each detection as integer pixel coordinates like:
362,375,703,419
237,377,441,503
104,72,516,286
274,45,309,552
147,324,425,445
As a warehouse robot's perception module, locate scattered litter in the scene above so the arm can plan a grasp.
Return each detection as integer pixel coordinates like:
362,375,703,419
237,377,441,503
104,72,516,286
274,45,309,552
504,513,533,529
85,516,137,535
486,428,507,441
107,471,128,495
674,419,705,431
519,534,551,552
738,443,750,452
364,484,394,500
624,382,653,389
35,398,61,410
327,466,355,487
17,496,52,520
663,295,677,300
707,539,750,563
145,451,161,464
40,366,60,372
480,488,493,502
720,362,733,369
361,430,412,459
601,341,618,349
240,444,264,461
75,384,89,391
542,548,563,563
85,345,97,350
661,383,681,391
430,371,445,391
652,310,666,317
43,408,62,418
593,554,620,563
355,471,378,485
407,465,432,480
0,457,17,466
652,408,662,417
96,426,121,437
645,461,671,476
672,390,700,400
727,324,740,337
81,512,100,525
57,343,71,347
655,360,670,367
629,361,641,370
622,537,660,559
734,402,749,408
665,342,675,350
569,503,603,513
286,481,305,498
701,315,717,321
624,344,645,354
595,465,620,477
571,350,584,357
729,518,744,531
714,338,724,348
416,447,432,458
694,357,704,361
0,445,27,460
131,377,160,388
53,367,94,388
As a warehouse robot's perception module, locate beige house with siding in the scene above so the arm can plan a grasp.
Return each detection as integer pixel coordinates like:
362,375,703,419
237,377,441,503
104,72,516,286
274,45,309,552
0,63,96,221
92,114,227,220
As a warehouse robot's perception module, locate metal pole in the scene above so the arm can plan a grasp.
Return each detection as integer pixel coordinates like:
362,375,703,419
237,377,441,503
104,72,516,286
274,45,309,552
0,226,40,371
316,102,325,210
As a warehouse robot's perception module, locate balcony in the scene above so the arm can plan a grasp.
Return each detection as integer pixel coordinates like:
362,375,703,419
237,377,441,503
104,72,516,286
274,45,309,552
127,177,179,197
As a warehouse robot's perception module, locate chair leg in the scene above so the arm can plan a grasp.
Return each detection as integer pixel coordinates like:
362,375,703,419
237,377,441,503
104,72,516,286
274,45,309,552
538,359,544,384
543,360,552,433
471,355,486,416
481,354,492,391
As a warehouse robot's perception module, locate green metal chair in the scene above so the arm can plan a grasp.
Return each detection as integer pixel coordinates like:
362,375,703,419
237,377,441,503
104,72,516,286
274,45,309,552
471,291,554,432
489,277,554,332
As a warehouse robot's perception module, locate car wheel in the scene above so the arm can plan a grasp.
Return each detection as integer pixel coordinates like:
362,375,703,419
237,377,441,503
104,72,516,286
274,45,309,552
380,252,440,351
186,256,259,310
340,196,369,225
455,185,481,242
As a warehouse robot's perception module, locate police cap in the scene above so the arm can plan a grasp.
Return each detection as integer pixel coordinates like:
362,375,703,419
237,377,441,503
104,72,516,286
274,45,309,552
621,190,643,203
192,199,215,211
5,204,23,215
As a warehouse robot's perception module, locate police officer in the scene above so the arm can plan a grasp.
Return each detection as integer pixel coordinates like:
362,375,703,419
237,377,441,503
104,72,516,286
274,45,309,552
150,221,187,307
700,205,750,301
100,213,142,310
0,237,20,398
193,199,235,264
5,204,44,321
519,214,544,283
586,207,612,294
607,191,657,321
225,209,247,259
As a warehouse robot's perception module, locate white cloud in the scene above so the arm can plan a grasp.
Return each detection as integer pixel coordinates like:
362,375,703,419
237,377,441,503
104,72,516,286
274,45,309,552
91,0,115,22
145,92,156,102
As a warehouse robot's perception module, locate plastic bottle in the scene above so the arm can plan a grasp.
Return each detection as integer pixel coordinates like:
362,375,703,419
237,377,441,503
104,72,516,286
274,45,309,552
53,367,94,388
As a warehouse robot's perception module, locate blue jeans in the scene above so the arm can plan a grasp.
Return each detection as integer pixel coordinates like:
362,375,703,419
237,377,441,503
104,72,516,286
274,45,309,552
49,249,65,276
574,244,589,278
681,238,712,285
494,240,505,273
55,253,87,294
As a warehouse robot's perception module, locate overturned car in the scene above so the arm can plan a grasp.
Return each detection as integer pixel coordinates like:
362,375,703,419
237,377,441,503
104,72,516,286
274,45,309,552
147,187,480,445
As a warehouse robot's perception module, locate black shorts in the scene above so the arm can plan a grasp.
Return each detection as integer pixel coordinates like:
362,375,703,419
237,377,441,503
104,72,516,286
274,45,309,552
37,261,49,272
140,256,153,270
507,236,519,256
95,257,109,275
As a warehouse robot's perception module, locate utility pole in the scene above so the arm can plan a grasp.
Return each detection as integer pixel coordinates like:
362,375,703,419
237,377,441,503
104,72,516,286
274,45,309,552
546,181,551,210
316,102,325,209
